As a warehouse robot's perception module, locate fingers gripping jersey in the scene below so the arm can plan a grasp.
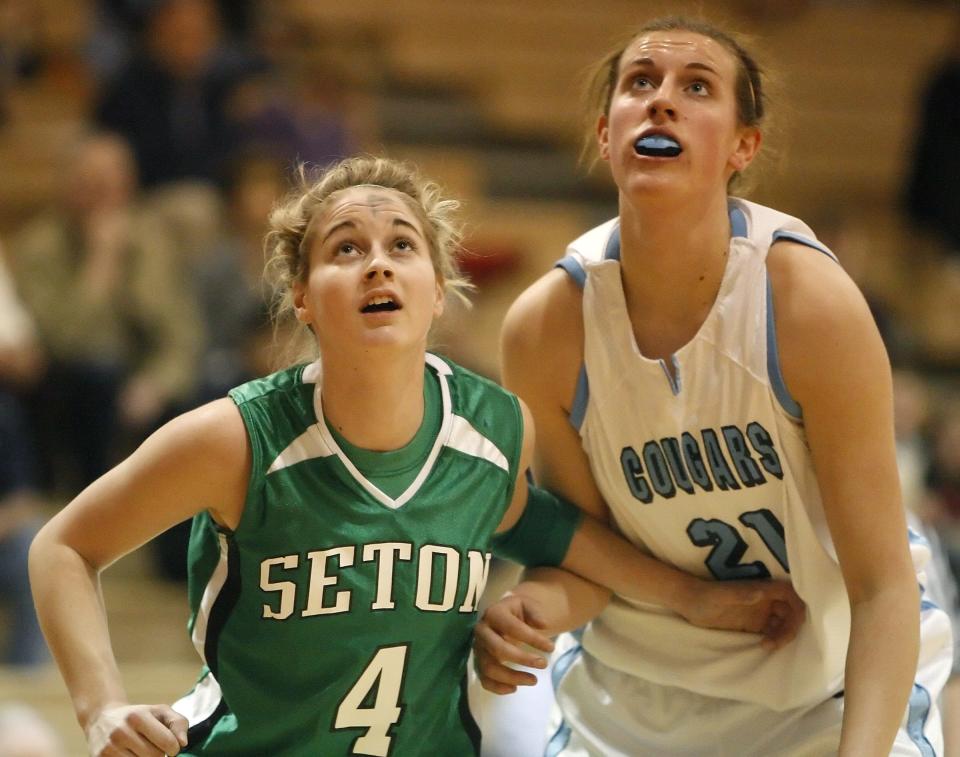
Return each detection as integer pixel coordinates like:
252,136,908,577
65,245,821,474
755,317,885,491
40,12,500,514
560,199,950,712
173,354,523,756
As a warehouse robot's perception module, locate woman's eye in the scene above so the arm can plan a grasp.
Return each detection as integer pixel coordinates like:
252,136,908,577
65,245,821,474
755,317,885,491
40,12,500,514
395,239,415,252
336,243,359,256
689,81,709,96
631,76,653,90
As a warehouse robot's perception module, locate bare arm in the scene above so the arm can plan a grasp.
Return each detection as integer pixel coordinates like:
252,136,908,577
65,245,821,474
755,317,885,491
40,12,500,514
476,271,804,694
500,270,802,630
29,398,249,755
771,241,919,756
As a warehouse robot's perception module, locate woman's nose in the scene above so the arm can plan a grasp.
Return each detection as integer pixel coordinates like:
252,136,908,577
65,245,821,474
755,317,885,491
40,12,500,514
648,94,677,120
647,82,678,119
364,251,394,279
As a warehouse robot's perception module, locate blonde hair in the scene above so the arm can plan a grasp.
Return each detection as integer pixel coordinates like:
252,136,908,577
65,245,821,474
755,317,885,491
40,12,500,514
264,156,471,360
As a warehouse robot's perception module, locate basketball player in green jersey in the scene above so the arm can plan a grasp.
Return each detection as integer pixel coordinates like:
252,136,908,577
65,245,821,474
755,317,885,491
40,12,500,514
29,156,805,756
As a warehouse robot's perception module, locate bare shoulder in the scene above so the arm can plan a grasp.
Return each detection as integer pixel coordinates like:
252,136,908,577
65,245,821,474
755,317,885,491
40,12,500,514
151,398,251,525
162,397,249,462
501,268,584,413
766,240,889,402
38,398,251,570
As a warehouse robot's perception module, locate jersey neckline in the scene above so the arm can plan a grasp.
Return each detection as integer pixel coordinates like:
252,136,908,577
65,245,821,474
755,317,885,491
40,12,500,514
326,366,442,494
312,353,455,510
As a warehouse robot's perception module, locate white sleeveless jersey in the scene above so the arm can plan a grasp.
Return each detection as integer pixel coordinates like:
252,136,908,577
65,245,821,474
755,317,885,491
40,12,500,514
559,198,941,712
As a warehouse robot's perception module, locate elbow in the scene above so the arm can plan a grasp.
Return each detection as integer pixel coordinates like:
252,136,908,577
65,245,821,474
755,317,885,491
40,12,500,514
27,523,49,583
28,523,98,588
847,567,919,606
847,572,921,636
27,522,62,593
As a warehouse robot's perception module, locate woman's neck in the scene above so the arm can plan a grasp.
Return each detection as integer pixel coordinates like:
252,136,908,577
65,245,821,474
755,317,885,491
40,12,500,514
618,193,731,302
320,348,428,451
616,192,734,358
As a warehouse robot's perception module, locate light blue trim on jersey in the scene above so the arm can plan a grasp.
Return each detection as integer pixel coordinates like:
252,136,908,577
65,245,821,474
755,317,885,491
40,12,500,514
661,355,681,396
558,221,620,431
544,643,583,757
559,205,778,429
553,223,622,292
907,683,937,757
603,224,621,261
569,365,590,432
550,641,582,690
729,204,748,238
909,528,932,549
920,581,941,615
555,256,587,289
545,721,571,757
765,231,839,420
772,229,838,261
765,276,803,420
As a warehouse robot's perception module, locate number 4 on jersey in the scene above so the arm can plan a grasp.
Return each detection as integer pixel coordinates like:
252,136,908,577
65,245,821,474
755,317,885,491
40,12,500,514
334,643,408,756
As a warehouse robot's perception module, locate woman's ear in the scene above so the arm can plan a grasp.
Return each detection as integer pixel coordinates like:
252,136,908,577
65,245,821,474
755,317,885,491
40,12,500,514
597,114,611,162
292,279,312,324
730,126,762,173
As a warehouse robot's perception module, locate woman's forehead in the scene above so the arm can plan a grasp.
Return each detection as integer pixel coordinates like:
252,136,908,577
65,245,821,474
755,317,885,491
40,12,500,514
318,186,425,232
621,30,736,77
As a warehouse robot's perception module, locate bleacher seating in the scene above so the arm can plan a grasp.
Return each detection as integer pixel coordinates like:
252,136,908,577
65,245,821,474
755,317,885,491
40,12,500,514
2,4,959,751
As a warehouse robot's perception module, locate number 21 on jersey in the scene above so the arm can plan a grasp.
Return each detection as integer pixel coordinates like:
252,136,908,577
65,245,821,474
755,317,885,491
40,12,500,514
687,508,789,580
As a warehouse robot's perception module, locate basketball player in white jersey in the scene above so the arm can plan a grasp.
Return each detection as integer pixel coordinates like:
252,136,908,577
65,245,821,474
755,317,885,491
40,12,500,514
474,16,953,757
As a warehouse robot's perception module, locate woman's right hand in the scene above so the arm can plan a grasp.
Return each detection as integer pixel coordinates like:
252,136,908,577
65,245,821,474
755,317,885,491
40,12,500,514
473,593,554,695
86,704,188,756
676,578,806,649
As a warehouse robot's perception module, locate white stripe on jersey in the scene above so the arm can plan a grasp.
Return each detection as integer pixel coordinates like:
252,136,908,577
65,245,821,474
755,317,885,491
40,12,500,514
191,531,230,664
447,415,509,472
269,353,508,508
172,669,224,729
267,424,335,473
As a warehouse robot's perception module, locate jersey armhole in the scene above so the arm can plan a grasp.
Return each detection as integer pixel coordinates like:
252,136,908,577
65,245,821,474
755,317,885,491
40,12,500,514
555,256,587,288
552,259,588,432
226,393,267,533
499,391,528,523
766,230,841,420
569,364,590,432
772,229,838,261
765,275,803,421
553,224,620,430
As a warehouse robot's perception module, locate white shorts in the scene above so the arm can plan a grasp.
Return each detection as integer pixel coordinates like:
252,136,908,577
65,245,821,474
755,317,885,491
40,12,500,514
548,609,952,757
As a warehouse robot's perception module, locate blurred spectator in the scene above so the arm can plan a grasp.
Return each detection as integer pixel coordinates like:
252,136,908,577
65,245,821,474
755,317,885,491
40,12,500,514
193,153,282,400
8,131,201,493
151,152,282,583
903,12,960,256
222,2,371,168
926,397,960,584
894,368,934,515
815,210,917,364
894,369,960,695
0,704,64,757
0,0,43,127
89,0,256,91
0,245,48,669
0,243,43,390
230,51,359,167
95,0,255,188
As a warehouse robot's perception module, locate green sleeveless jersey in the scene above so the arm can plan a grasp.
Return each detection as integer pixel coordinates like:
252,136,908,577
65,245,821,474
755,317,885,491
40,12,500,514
173,353,523,756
